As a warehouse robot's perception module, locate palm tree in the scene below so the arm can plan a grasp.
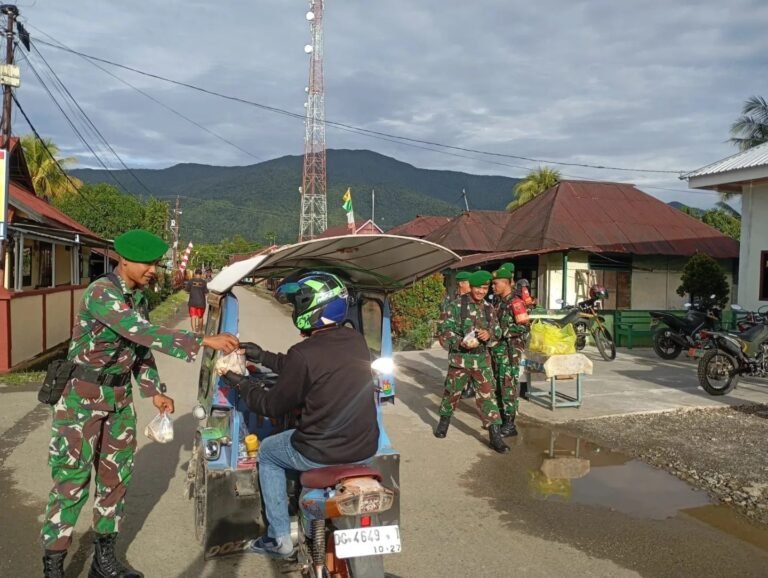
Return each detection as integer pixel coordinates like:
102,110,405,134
507,166,561,211
20,134,82,199
729,95,768,151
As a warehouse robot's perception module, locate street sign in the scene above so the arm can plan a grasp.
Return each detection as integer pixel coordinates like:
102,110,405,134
0,149,8,241
0,64,20,88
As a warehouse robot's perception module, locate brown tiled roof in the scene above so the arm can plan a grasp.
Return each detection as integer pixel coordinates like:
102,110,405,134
387,215,452,239
424,211,514,254
498,180,739,259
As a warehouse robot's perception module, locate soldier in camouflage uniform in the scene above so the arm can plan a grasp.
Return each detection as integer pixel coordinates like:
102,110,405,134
491,267,528,437
433,271,510,453
440,271,475,399
40,230,239,578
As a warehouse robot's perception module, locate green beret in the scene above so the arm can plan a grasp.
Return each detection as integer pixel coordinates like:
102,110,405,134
469,270,492,287
493,268,513,280
114,229,169,263
456,271,472,281
500,262,515,273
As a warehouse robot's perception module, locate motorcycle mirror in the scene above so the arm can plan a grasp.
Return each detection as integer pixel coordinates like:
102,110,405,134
730,304,743,311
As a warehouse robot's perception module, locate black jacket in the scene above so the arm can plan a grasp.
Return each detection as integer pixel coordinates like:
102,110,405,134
240,326,379,465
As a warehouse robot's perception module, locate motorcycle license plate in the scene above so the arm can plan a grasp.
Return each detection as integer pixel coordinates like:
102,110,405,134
333,525,401,559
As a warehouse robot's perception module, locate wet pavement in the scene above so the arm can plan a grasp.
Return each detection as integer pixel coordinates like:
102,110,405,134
3,289,768,577
463,422,768,576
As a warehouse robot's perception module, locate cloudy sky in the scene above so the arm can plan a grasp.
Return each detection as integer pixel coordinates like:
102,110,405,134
18,0,768,208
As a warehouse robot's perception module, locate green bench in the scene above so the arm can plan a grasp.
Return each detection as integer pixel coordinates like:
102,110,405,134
614,311,654,349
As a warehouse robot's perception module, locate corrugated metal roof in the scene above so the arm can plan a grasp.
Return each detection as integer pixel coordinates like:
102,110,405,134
387,215,452,238
497,180,739,259
686,141,768,179
424,211,514,254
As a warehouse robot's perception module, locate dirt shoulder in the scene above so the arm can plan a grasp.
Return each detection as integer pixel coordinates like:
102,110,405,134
556,405,768,525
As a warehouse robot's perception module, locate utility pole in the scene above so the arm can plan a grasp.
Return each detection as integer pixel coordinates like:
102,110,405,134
0,4,17,148
171,195,180,274
462,188,470,212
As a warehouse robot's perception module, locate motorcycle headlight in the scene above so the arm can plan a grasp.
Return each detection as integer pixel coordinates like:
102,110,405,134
371,357,395,375
204,439,221,461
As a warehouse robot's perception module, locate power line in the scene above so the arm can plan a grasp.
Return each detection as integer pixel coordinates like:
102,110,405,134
11,92,120,236
32,37,685,176
28,42,157,197
26,24,262,162
17,50,134,194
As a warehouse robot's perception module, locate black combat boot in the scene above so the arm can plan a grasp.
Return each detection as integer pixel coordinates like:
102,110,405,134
500,414,518,437
434,416,451,438
460,385,475,399
488,424,510,453
89,533,143,578
43,550,66,578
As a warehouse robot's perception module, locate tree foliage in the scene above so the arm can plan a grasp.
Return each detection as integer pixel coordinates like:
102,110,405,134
189,235,263,270
507,166,560,211
677,253,730,307
701,209,740,240
390,273,445,350
729,95,768,151
53,183,170,240
20,134,82,199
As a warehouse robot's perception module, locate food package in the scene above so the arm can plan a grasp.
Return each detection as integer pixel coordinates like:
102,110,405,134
528,321,576,356
461,330,480,349
145,412,174,443
215,349,248,376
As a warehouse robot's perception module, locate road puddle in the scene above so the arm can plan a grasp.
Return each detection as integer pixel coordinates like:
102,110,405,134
464,421,768,574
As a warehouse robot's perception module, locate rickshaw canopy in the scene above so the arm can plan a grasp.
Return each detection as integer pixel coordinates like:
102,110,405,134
207,234,460,294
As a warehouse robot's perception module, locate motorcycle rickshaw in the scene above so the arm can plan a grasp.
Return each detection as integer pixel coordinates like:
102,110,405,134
184,234,459,576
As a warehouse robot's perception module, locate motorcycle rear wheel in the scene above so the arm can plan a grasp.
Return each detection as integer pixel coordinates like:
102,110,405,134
652,330,683,360
698,349,739,396
594,327,616,361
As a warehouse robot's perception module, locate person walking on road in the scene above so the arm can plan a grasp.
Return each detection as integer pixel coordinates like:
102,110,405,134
186,268,208,334
491,267,528,437
39,229,239,578
434,271,509,453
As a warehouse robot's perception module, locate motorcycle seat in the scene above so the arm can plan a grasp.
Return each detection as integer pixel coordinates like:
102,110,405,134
300,465,383,489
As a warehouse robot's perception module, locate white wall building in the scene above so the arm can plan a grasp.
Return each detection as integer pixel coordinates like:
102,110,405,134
687,142,768,311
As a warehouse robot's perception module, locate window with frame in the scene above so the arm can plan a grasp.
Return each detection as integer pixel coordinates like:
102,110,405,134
760,251,768,301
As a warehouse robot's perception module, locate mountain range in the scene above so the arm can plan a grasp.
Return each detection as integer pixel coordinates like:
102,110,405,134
71,149,521,244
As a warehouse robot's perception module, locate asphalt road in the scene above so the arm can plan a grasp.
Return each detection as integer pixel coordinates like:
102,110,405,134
2,286,768,577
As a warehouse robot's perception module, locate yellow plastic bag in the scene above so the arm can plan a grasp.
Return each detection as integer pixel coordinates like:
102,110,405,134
528,321,576,356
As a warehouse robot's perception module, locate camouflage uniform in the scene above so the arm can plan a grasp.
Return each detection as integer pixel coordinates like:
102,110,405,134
491,293,527,418
41,275,202,551
437,297,502,427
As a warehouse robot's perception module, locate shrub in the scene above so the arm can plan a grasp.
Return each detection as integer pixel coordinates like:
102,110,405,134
390,273,445,350
677,253,729,307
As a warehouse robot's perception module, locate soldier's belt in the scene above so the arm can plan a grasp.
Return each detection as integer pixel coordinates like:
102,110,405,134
71,365,132,388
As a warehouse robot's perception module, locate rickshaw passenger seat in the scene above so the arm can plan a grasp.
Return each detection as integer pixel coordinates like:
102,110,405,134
300,465,382,489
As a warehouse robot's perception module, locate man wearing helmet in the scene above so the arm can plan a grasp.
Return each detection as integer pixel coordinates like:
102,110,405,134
222,272,379,558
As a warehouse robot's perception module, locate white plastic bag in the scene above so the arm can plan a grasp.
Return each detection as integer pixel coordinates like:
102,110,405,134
145,412,174,443
215,349,248,376
461,330,480,349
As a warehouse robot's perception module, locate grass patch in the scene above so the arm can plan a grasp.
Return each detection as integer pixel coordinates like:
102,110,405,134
0,370,46,386
150,291,189,326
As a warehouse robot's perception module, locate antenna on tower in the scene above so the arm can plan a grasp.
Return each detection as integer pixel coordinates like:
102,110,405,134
299,0,327,241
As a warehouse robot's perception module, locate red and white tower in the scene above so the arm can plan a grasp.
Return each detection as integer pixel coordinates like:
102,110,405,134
298,0,327,241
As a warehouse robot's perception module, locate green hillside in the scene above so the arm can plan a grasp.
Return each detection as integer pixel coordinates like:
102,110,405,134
71,149,520,243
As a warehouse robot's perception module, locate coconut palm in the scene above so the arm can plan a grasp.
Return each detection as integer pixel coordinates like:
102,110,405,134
729,95,768,152
507,166,561,211
20,134,82,199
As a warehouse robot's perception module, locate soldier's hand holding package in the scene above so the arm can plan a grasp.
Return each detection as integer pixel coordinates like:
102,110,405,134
202,333,240,354
476,329,491,342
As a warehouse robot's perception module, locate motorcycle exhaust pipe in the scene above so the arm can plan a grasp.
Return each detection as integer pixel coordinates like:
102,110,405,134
664,331,688,347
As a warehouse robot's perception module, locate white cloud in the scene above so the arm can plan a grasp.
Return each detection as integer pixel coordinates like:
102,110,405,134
15,0,766,208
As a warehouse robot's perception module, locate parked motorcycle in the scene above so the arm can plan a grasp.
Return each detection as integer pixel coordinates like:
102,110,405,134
697,304,768,396
649,296,722,360
546,284,616,361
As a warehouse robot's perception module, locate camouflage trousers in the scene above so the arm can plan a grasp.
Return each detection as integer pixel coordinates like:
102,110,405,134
491,349,520,418
41,384,137,551
438,365,502,427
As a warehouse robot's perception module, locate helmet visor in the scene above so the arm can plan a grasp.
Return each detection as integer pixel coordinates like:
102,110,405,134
274,281,302,305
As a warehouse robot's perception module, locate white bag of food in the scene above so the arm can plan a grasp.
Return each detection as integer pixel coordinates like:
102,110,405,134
215,350,248,376
145,412,174,443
